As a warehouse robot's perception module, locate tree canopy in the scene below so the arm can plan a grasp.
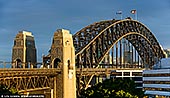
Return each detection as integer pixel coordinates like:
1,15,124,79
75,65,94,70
79,78,144,98
0,84,18,95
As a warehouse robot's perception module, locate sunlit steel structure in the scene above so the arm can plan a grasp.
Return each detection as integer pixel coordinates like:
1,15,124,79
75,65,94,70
73,18,165,69
73,18,166,94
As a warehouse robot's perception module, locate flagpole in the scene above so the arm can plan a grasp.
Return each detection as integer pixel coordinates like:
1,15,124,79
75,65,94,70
116,10,122,20
131,9,137,20
120,11,122,20
135,11,137,20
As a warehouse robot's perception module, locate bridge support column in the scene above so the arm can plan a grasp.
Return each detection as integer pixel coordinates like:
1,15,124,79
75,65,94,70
53,77,57,98
52,29,76,98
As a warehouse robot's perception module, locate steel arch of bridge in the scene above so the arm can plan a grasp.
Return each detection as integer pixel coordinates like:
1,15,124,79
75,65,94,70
73,19,165,68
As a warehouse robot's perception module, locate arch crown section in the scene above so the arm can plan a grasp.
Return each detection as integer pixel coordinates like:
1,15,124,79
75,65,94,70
74,19,165,68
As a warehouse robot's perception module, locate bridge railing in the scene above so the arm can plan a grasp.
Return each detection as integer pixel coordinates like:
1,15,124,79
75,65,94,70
76,67,144,76
0,68,61,77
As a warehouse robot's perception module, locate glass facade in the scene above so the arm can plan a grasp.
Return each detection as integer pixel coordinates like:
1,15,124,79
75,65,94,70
143,58,170,97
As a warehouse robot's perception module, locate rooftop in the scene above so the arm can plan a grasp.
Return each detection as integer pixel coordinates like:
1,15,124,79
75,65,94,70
19,31,33,37
153,58,170,69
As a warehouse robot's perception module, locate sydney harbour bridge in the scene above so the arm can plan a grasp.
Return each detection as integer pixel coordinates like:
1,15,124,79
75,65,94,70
0,18,165,98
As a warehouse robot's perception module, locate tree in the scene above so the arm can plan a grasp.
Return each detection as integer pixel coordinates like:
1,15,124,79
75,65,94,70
0,84,18,94
79,78,144,98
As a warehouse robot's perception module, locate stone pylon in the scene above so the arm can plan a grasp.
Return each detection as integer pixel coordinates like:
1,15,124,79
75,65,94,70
12,31,37,68
51,29,76,98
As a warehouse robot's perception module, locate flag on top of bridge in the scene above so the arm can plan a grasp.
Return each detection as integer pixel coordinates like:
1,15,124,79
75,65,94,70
131,9,136,14
116,10,122,14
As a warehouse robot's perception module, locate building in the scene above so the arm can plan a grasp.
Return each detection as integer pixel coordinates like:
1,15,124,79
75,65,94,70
111,69,143,89
143,58,170,97
12,31,37,68
164,49,170,58
124,51,132,64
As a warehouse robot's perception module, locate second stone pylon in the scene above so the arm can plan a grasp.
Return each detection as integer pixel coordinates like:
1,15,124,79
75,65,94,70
50,29,76,98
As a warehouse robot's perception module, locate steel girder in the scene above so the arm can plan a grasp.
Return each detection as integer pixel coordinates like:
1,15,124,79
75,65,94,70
0,69,60,92
0,76,53,92
73,19,165,68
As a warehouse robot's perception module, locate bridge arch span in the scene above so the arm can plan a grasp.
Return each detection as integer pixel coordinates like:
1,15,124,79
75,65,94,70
97,32,156,66
73,19,165,68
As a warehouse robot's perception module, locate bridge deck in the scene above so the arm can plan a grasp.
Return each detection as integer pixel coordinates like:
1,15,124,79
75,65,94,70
0,68,61,77
0,68,144,77
76,68,144,75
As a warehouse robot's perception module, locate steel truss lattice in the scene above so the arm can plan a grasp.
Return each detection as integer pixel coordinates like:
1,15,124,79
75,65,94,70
73,19,165,68
0,69,60,92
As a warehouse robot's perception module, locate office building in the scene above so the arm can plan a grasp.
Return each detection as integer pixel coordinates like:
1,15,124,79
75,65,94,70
143,58,170,97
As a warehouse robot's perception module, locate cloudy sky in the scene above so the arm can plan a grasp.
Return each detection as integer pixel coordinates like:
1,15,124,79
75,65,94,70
1,0,170,62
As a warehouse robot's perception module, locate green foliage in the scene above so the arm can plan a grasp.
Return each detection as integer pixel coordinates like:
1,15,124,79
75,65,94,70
0,84,18,94
79,78,144,98
9,87,18,94
115,90,138,98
